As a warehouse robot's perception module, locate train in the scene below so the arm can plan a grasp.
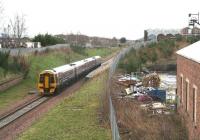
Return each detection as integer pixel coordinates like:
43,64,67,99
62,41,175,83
37,56,101,95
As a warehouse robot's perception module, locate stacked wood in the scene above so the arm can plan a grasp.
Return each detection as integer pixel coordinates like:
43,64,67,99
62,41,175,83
142,72,160,87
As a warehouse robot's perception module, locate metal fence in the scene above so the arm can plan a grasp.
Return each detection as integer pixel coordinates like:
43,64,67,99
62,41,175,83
0,44,70,56
108,41,154,140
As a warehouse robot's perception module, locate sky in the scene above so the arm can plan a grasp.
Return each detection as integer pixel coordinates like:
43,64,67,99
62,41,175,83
0,0,200,40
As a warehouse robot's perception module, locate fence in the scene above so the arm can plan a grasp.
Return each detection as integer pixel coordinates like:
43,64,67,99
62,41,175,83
0,44,70,56
107,40,154,140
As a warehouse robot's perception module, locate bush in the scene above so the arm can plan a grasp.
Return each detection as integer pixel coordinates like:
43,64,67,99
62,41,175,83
118,48,142,73
148,48,158,64
32,33,65,46
118,39,176,73
0,51,31,77
158,40,175,58
175,34,183,42
186,36,200,44
120,37,126,43
138,49,148,64
70,44,88,56
148,42,157,48
0,51,10,76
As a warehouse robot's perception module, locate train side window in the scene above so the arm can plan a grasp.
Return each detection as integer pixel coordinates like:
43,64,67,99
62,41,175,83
50,75,55,83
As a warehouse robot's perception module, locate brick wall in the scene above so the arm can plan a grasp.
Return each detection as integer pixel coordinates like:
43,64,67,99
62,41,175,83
177,55,200,140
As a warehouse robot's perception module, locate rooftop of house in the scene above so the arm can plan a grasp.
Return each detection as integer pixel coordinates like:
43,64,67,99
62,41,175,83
176,40,200,64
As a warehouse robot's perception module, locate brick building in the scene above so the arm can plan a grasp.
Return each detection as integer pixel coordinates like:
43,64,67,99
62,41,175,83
180,27,200,36
192,27,200,35
176,41,200,139
180,27,190,35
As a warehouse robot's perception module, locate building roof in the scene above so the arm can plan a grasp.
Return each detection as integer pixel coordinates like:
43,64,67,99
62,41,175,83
176,41,200,64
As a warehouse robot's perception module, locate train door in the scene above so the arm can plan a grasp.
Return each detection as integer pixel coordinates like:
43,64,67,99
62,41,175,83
44,74,50,89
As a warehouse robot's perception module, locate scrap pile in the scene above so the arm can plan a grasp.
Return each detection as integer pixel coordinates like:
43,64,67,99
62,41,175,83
116,74,139,87
142,72,160,87
115,72,175,115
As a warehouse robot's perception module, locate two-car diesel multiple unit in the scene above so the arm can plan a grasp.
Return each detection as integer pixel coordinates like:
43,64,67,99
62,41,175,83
37,56,101,95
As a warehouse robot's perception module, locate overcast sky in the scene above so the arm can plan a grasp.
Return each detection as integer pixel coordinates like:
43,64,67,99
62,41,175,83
1,0,200,39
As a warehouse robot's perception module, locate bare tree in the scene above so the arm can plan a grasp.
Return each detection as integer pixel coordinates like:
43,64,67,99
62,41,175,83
1,24,11,47
10,14,26,47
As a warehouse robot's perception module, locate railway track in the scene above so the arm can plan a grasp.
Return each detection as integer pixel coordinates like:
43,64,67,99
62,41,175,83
0,96,49,129
0,56,115,131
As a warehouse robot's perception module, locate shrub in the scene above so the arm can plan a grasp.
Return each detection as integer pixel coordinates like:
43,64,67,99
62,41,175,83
175,34,183,42
0,51,31,77
118,48,142,73
138,49,148,64
10,55,31,78
149,48,158,64
148,42,157,48
33,33,65,46
0,51,10,76
186,36,200,44
70,44,88,56
120,37,126,43
117,39,176,73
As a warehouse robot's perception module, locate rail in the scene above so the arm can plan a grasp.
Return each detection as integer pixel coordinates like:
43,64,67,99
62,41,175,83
0,75,24,92
0,96,49,129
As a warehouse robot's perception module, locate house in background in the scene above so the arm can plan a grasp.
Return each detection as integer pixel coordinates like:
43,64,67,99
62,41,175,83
180,27,191,35
176,41,200,139
192,27,200,35
0,37,41,48
25,42,41,48
156,33,176,42
180,26,200,36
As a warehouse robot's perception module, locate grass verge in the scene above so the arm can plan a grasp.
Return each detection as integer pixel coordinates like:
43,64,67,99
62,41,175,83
18,72,111,140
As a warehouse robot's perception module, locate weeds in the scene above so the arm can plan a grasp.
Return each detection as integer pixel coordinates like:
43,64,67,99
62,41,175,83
112,96,188,140
0,51,31,78
186,35,200,44
70,44,88,56
118,39,177,73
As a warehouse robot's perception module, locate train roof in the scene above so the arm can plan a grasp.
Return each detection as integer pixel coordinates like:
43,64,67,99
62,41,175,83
53,64,74,73
42,56,101,74
70,56,100,67
40,70,56,74
93,56,101,59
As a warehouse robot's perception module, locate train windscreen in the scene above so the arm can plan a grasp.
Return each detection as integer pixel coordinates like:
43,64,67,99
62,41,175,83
39,74,44,83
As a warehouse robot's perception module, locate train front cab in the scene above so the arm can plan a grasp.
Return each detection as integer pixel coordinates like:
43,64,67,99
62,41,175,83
38,71,57,95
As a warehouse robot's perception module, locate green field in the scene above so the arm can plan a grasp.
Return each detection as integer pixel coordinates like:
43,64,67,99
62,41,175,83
0,47,118,111
18,72,111,140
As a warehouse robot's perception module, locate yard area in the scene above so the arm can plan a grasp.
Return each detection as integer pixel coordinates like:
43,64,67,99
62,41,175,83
18,72,111,140
110,73,187,140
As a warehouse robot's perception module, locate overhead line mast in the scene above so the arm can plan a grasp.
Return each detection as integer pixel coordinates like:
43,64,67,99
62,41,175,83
189,12,200,27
